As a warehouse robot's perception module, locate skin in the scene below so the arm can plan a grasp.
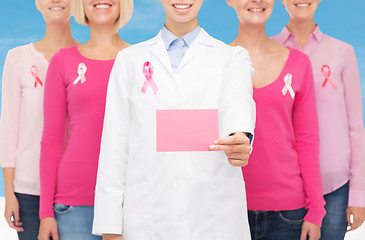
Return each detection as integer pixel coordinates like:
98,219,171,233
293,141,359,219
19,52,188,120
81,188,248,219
38,1,129,240
226,0,320,239
2,0,77,235
282,0,365,232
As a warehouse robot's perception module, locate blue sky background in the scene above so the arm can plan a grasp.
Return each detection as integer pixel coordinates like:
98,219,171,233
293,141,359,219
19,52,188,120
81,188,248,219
0,0,364,196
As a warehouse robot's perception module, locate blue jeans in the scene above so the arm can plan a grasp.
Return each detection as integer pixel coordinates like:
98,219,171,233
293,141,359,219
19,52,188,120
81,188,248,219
248,208,306,240
320,182,349,240
15,192,40,240
54,203,101,240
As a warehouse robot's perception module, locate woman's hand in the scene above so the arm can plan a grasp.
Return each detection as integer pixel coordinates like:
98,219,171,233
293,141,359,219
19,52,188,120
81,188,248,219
347,206,365,231
300,221,321,240
4,192,23,231
38,217,59,240
209,132,251,167
103,234,123,240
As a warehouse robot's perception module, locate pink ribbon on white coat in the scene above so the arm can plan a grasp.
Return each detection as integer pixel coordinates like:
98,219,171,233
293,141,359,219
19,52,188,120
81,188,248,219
282,73,295,99
73,63,87,85
31,65,43,88
141,61,158,95
321,65,337,88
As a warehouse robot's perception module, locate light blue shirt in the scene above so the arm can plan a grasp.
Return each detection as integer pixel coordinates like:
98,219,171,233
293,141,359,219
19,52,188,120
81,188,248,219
161,26,201,71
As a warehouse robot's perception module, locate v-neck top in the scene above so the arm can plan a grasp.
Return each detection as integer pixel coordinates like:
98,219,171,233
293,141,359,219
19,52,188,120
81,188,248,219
272,26,365,208
39,46,114,219
0,43,49,196
243,48,326,226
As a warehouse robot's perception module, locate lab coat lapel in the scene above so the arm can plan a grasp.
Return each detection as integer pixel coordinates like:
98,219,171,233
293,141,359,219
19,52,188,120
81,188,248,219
150,32,175,78
178,29,217,71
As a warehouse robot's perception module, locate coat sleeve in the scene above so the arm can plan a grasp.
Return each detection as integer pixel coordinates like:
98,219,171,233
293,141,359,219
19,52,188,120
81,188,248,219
219,47,256,139
0,50,21,168
92,51,131,235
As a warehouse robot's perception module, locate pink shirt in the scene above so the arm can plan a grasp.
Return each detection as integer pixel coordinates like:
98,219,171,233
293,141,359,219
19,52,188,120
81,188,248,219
243,48,326,226
0,43,48,196
272,27,365,207
40,46,114,219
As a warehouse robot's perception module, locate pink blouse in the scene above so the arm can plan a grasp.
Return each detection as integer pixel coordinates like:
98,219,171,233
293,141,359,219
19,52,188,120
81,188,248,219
0,43,48,196
273,27,365,207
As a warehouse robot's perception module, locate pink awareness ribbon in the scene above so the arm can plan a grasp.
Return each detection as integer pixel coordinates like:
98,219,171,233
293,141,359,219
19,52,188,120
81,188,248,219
31,65,43,88
141,62,158,95
282,73,295,99
73,63,87,85
321,65,337,88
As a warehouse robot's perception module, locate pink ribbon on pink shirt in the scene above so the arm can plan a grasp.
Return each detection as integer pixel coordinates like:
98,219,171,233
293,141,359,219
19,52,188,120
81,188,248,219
321,65,337,88
141,62,158,95
282,73,295,99
31,65,43,88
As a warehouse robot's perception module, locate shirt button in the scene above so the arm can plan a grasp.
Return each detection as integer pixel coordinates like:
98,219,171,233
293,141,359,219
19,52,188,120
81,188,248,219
177,39,185,48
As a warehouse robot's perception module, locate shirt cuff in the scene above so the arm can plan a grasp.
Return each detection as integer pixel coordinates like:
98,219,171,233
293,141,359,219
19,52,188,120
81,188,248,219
349,189,365,208
303,207,326,227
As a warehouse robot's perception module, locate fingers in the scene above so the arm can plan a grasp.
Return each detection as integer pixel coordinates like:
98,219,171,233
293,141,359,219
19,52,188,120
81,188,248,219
210,143,251,153
228,159,249,167
38,218,59,240
209,133,251,166
349,220,362,231
52,230,60,240
13,208,23,231
226,152,249,166
346,209,353,231
346,207,365,232
5,213,16,229
214,132,249,146
300,221,321,240
300,227,308,240
4,210,23,231
347,213,363,232
38,230,58,240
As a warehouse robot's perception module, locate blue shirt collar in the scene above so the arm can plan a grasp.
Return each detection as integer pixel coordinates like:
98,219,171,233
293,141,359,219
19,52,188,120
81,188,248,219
161,26,201,50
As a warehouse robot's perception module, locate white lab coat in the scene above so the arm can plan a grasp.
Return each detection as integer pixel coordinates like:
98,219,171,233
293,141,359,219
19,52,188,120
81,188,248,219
93,29,256,240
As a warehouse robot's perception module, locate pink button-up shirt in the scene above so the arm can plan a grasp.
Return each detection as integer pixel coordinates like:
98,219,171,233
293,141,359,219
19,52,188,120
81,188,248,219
0,43,48,196
272,26,365,207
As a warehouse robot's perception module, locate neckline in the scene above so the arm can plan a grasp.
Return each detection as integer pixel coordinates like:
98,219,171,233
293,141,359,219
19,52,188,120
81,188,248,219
74,45,115,63
30,43,50,65
253,48,293,91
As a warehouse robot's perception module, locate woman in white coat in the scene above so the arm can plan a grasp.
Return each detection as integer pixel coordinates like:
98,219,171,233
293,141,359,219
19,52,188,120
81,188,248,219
93,0,256,239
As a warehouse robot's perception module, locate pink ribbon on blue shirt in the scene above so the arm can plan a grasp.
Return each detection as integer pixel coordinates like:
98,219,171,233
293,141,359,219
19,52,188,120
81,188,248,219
31,65,43,88
321,65,337,88
141,62,158,95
